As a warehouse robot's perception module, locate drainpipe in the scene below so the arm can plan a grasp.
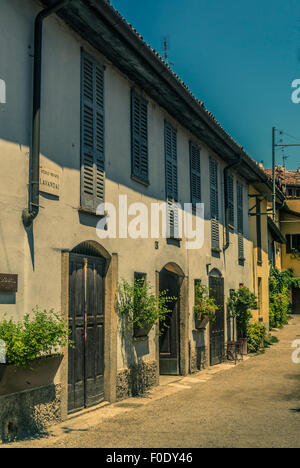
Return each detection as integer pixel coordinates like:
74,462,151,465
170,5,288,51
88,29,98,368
223,158,242,252
22,0,73,228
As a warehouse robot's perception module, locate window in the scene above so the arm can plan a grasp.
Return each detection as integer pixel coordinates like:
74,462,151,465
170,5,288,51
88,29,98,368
237,182,244,265
258,277,262,312
256,199,262,264
80,51,105,210
286,234,300,253
226,173,234,227
165,121,179,239
134,272,147,283
210,158,219,251
131,90,149,184
190,142,201,207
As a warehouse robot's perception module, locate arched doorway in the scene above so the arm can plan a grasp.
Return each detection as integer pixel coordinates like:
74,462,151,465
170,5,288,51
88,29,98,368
209,269,225,366
68,241,109,414
159,263,184,375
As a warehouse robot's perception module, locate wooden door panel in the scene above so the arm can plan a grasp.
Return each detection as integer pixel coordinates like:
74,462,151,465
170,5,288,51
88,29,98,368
68,254,105,413
293,288,300,314
159,269,180,375
85,257,105,407
209,276,225,366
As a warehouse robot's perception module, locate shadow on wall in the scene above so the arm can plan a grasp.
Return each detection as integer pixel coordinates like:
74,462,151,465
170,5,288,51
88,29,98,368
0,384,62,443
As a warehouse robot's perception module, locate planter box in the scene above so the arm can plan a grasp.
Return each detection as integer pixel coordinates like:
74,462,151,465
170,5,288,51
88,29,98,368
0,354,63,396
195,316,209,330
133,323,153,339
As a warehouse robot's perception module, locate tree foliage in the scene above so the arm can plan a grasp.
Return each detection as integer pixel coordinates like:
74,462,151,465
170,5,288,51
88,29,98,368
269,267,300,328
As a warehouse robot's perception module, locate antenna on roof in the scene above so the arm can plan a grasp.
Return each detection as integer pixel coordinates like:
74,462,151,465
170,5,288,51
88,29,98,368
161,36,175,67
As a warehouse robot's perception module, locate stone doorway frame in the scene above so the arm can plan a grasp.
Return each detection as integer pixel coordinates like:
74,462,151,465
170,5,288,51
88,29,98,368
155,263,189,377
60,242,118,420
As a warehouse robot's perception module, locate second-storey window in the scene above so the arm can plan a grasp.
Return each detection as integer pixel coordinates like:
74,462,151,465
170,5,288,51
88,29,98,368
286,234,300,253
81,51,105,210
237,182,244,265
131,90,149,184
256,199,262,264
165,121,178,238
210,158,219,251
226,173,234,227
190,142,201,207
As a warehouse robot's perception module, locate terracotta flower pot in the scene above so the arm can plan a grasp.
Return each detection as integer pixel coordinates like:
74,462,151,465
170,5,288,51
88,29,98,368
0,354,63,396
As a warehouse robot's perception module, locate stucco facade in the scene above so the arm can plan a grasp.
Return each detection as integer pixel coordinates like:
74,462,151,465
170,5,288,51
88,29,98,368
1,0,274,428
249,186,270,327
280,200,300,277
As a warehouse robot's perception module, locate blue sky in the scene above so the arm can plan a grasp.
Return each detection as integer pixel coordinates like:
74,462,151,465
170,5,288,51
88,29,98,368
111,0,300,170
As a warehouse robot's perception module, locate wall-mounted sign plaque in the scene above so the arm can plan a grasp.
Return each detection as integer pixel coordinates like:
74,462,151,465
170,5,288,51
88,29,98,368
0,274,18,292
40,166,61,197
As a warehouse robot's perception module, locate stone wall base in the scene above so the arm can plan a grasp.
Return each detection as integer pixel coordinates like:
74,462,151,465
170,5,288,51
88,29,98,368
190,346,208,373
0,384,62,443
116,360,159,401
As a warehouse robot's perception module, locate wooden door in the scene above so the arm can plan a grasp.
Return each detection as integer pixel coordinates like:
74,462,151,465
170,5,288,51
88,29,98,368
159,269,180,375
292,288,300,314
209,276,225,366
68,254,105,413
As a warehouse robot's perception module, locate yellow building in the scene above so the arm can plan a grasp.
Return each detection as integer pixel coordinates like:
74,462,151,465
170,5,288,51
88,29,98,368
264,166,300,313
249,186,270,327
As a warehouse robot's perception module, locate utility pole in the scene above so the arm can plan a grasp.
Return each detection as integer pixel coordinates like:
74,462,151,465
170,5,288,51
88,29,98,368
272,127,300,222
272,127,276,222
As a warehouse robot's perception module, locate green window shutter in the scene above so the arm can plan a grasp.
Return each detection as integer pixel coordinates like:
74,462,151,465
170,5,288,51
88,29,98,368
131,90,149,183
190,142,201,206
81,51,105,210
256,199,262,264
227,173,234,227
165,122,178,238
237,182,244,263
209,158,218,219
210,158,219,250
237,182,243,234
286,234,291,253
211,218,220,250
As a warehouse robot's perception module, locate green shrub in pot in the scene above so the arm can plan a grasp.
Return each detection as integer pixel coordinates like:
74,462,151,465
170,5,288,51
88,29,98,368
117,278,176,337
194,281,218,328
0,307,73,369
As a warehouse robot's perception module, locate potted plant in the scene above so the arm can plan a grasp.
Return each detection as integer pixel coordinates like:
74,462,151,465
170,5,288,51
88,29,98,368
227,287,258,354
117,278,176,339
0,307,72,396
194,281,218,330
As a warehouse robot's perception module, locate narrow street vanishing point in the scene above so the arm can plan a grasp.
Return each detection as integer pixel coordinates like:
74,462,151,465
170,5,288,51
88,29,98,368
6,316,300,449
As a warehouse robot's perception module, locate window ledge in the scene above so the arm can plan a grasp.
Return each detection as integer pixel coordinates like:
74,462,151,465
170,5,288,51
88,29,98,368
131,174,150,187
211,247,221,253
78,207,108,218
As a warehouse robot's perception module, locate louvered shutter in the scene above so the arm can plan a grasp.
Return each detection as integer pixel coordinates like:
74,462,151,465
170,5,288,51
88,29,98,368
210,158,219,250
81,51,105,210
165,122,178,238
256,199,262,264
131,90,149,183
286,234,291,253
237,182,244,263
226,173,234,227
190,142,201,206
